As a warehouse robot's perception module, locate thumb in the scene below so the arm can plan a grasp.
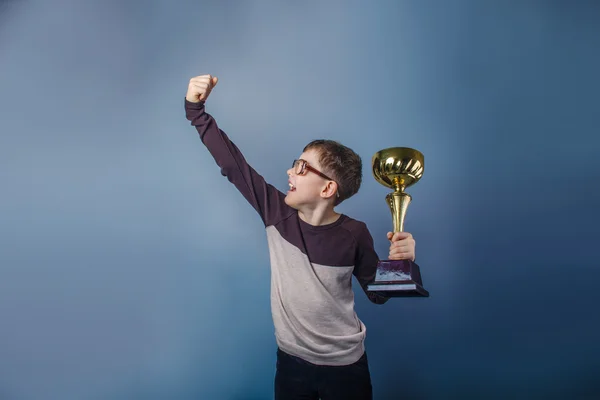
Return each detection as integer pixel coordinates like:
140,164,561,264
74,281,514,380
391,231,410,242
387,232,393,241
211,76,219,87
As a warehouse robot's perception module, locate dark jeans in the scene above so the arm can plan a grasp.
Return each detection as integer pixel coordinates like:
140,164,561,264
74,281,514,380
274,348,373,400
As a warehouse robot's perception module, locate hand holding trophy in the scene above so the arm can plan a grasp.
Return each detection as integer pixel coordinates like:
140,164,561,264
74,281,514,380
367,147,430,297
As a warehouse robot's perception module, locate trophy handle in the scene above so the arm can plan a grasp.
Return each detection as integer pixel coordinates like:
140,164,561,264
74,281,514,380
385,192,412,232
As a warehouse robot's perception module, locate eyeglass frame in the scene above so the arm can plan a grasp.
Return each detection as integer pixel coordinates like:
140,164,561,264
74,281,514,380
291,159,340,198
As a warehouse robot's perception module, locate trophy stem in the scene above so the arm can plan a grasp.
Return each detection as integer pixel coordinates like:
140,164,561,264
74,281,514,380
386,191,411,232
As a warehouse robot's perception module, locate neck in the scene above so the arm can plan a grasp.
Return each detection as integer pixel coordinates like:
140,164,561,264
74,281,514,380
298,203,340,226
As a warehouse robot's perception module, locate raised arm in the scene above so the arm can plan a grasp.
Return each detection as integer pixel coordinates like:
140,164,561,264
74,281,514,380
184,75,293,227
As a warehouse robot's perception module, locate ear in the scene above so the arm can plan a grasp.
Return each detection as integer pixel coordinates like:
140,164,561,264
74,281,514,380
321,181,338,201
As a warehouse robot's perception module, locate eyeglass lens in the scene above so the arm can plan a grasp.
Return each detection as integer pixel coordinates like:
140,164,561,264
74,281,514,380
293,160,305,175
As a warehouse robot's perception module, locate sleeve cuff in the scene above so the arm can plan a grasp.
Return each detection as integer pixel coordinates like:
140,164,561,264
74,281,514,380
184,98,205,109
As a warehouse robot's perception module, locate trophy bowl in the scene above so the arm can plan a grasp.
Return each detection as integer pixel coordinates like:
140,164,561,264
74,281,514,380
372,147,424,191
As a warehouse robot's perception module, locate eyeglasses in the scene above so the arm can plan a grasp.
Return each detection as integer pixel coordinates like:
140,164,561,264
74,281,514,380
292,159,340,197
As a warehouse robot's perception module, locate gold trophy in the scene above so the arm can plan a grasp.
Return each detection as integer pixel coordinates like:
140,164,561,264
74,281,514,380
367,147,430,297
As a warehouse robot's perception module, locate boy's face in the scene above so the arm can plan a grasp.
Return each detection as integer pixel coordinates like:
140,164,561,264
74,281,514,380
284,149,336,209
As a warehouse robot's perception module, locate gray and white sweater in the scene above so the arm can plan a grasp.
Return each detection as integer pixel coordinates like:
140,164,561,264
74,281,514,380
185,99,388,366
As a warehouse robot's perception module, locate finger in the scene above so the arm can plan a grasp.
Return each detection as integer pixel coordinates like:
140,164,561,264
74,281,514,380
394,237,412,246
395,231,412,239
390,244,411,253
189,79,209,87
390,247,411,256
190,76,212,84
391,231,412,242
389,251,414,260
390,243,413,253
190,83,209,91
392,237,414,246
191,89,209,100
387,232,393,241
388,252,410,260
211,76,218,87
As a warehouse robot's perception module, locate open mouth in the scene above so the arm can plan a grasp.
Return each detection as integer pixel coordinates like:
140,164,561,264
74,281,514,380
288,182,296,192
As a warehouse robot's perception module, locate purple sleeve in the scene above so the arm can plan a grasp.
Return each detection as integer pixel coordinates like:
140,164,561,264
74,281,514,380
184,99,293,226
353,223,390,305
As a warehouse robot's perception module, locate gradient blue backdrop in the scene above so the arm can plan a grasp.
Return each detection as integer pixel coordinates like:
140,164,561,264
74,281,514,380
1,1,598,399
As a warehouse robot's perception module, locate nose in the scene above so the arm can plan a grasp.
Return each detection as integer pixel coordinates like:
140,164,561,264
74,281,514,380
287,168,294,177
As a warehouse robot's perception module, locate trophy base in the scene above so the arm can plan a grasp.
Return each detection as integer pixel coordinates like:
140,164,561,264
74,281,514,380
367,259,430,297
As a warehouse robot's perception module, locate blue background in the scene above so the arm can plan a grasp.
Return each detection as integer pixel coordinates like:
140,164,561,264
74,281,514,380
1,1,598,399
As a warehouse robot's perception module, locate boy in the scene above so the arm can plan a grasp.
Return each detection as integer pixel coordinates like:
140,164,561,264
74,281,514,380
184,75,416,400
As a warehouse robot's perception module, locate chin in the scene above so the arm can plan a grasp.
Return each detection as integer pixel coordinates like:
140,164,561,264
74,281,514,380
284,194,295,207
284,193,301,210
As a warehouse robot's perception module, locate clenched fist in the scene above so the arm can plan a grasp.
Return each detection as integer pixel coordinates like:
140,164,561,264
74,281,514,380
186,74,219,103
387,231,416,261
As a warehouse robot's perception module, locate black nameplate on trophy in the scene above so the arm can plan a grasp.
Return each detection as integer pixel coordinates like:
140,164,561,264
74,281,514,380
367,259,429,297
